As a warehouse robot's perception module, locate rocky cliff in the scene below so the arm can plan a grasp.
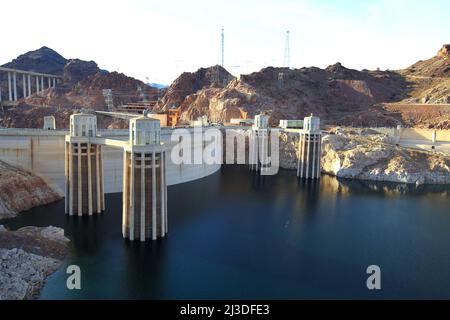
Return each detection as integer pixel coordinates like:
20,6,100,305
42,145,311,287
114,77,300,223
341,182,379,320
0,226,69,300
0,160,61,219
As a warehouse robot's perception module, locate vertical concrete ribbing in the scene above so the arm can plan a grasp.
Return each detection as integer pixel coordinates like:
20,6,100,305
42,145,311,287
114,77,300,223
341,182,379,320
96,146,101,213
312,134,316,179
306,134,311,179
300,134,305,178
65,142,69,214
140,152,146,242
152,152,157,240
129,152,135,240
101,146,105,210
122,151,128,237
87,143,93,215
77,143,82,216
69,143,73,216
316,134,322,178
164,152,168,234
161,151,165,237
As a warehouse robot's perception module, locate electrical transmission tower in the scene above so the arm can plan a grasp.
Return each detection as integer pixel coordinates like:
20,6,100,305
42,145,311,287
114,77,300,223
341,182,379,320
220,28,225,67
102,89,114,111
283,30,290,68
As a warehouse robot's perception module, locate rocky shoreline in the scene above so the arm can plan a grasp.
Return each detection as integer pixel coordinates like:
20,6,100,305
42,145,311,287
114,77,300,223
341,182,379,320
279,131,450,185
0,159,62,220
0,226,69,300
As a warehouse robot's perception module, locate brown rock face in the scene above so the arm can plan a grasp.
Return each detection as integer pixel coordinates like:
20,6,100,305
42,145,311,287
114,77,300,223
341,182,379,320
159,64,408,126
156,45,450,128
157,65,234,113
63,59,100,85
437,44,450,58
0,160,61,219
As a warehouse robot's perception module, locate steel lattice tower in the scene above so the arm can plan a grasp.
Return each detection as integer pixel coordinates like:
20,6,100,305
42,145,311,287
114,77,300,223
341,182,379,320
220,28,225,67
283,30,290,68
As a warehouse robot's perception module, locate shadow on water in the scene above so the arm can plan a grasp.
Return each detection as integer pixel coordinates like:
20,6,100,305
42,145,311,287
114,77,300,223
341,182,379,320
1,165,450,299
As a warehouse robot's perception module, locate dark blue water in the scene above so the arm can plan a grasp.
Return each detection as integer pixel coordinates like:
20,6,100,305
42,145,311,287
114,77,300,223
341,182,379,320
3,166,450,299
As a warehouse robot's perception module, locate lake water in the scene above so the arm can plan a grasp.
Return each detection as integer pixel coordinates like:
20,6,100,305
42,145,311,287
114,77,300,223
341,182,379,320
3,166,450,299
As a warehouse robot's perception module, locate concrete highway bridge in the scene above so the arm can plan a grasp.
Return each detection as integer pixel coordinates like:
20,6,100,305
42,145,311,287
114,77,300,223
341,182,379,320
0,67,62,105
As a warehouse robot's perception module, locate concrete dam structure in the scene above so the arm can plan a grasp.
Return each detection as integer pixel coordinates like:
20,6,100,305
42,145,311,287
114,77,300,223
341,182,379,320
0,127,221,196
0,112,324,241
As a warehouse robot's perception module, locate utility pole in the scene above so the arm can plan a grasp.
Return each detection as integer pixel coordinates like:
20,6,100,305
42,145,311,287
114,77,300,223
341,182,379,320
283,30,290,68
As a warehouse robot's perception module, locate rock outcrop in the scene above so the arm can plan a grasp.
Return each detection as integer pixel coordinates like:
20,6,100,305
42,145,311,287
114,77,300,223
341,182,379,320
277,130,450,184
320,132,450,184
0,226,69,300
63,59,101,85
0,160,61,219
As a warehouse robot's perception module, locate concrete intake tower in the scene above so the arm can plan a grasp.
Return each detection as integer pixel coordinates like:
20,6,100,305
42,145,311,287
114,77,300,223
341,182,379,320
297,114,322,179
65,113,105,216
122,117,168,241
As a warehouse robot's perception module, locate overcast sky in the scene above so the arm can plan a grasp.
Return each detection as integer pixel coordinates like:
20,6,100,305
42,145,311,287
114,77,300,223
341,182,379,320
1,0,449,84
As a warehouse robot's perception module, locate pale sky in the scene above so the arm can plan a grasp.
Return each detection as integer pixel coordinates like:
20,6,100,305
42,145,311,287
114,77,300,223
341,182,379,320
1,0,449,84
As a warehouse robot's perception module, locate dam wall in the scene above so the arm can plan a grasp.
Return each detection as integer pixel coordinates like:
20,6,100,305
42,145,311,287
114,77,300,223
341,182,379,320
369,127,450,143
365,127,450,154
0,128,221,195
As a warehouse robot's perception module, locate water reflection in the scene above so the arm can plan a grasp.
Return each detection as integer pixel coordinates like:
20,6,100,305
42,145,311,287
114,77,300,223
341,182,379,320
2,165,450,299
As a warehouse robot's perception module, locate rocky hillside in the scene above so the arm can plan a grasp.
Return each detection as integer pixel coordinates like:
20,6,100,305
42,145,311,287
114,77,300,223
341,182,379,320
156,65,235,123
156,45,450,128
0,226,69,300
2,45,449,129
0,160,61,219
1,46,67,75
157,63,408,126
401,44,450,78
1,47,159,129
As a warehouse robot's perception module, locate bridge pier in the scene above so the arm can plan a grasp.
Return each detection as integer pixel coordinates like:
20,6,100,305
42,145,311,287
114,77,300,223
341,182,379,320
65,113,105,216
27,74,31,97
122,117,167,241
7,72,12,101
297,114,322,179
22,74,27,98
13,72,17,101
